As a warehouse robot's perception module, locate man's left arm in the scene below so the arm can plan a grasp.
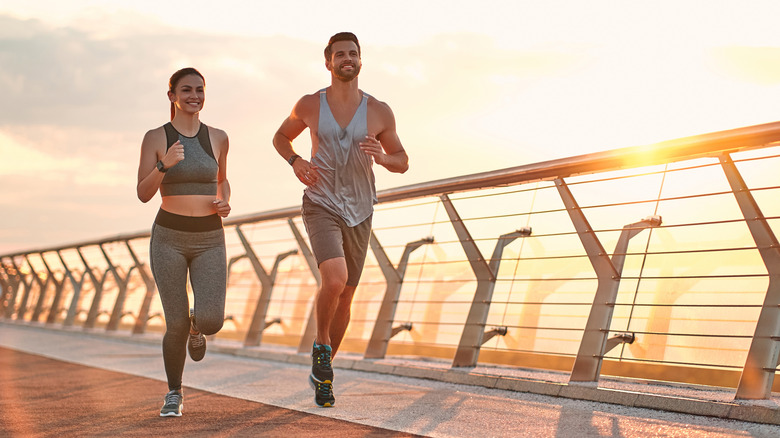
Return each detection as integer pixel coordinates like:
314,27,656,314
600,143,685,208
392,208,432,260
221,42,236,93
360,101,409,174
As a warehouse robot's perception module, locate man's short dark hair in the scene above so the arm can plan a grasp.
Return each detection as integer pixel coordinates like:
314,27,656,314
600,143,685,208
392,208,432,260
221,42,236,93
324,32,361,60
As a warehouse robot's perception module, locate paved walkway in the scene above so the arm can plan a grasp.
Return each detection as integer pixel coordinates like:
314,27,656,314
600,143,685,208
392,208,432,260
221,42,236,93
0,347,418,437
1,321,779,437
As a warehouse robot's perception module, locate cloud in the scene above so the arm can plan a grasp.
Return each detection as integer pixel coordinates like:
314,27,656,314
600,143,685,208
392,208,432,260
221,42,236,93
0,15,159,128
0,130,78,175
0,15,323,253
0,13,583,171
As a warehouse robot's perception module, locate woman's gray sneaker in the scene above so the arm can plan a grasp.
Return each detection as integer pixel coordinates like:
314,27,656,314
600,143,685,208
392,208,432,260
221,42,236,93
160,389,183,417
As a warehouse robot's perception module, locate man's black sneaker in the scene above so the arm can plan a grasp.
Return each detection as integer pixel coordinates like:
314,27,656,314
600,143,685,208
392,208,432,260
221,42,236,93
311,342,333,382
188,308,206,362
309,374,335,407
160,389,183,417
310,342,335,407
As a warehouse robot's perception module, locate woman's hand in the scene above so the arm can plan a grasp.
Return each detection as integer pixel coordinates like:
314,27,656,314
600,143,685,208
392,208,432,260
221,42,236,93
162,141,185,169
213,199,231,217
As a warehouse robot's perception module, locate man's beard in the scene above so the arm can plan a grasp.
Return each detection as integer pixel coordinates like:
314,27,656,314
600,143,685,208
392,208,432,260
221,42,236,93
334,63,361,82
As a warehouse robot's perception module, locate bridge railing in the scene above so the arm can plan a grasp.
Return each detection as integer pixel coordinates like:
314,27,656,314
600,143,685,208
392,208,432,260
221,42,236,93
2,121,780,400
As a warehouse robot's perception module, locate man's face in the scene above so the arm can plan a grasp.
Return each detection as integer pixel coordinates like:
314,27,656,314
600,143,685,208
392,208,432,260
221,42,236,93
327,40,361,82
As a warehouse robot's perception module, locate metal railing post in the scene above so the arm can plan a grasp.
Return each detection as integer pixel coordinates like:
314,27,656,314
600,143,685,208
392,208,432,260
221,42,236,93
58,250,87,327
0,260,20,318
40,254,66,324
236,225,297,347
10,257,34,319
28,254,51,322
101,243,134,331
80,246,110,329
124,240,156,335
288,218,322,353
556,178,619,381
0,267,7,316
611,217,661,274
440,194,492,367
0,263,11,317
364,233,433,359
556,178,660,382
720,154,780,400
441,194,533,367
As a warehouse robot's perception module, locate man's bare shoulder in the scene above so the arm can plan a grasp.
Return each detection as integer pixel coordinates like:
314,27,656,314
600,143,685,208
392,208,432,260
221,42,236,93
366,94,395,118
293,91,322,117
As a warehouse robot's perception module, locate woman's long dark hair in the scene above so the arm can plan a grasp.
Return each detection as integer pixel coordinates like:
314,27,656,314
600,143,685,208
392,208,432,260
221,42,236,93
168,67,205,120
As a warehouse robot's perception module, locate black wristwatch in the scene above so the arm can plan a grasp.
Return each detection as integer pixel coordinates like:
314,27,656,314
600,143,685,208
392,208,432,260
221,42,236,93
156,160,168,173
287,154,301,166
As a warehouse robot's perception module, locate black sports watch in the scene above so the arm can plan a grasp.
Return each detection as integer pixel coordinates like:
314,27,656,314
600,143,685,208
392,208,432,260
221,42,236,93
156,160,168,173
287,154,301,166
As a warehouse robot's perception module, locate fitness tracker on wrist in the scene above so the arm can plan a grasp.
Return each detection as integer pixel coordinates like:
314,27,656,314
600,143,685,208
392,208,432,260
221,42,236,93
156,160,168,173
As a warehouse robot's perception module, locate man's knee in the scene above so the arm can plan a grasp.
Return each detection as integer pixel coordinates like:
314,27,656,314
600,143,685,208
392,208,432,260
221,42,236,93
320,258,348,292
322,275,347,295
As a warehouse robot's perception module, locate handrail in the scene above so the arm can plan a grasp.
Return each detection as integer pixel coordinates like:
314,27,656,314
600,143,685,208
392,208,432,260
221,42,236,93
377,120,780,202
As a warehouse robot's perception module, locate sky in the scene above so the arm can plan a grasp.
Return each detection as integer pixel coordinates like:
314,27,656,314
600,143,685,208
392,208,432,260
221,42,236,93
1,0,780,254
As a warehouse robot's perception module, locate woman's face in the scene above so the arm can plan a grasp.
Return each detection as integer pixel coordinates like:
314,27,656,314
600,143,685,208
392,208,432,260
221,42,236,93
169,74,205,115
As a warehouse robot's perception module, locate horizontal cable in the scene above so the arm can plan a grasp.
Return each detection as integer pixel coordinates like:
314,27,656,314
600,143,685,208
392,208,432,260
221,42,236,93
593,356,744,371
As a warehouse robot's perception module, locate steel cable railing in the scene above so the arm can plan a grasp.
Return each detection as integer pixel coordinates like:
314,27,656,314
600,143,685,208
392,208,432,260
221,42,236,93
2,121,780,399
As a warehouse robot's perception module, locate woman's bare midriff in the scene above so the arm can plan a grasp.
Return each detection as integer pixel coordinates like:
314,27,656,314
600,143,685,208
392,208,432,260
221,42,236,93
161,195,218,217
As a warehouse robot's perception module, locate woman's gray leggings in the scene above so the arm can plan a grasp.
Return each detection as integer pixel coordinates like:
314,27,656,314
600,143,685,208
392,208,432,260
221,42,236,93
150,212,226,391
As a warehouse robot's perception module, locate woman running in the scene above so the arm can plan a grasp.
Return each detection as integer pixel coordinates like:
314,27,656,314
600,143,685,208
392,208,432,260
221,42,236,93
136,67,231,417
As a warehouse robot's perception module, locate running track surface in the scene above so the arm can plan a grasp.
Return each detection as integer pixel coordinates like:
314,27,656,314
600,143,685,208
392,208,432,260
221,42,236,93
0,347,420,437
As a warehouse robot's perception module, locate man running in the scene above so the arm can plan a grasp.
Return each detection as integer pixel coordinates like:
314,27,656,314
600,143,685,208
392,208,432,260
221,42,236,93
272,32,409,407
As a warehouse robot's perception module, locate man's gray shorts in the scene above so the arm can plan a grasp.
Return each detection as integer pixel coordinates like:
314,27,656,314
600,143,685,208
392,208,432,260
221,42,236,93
301,195,372,287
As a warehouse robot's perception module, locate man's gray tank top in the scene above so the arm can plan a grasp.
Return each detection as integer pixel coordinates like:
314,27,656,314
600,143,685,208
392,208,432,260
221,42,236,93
304,89,377,227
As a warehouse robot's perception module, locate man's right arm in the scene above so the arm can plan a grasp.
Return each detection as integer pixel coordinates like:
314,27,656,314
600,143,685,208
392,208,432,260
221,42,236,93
273,94,320,185
273,96,310,163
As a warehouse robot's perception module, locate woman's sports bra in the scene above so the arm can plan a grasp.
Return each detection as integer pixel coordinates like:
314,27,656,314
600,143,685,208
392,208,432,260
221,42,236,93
159,122,218,197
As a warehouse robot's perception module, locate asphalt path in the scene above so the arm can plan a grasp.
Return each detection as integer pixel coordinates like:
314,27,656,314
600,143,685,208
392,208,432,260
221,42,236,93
0,347,419,437
1,323,779,437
